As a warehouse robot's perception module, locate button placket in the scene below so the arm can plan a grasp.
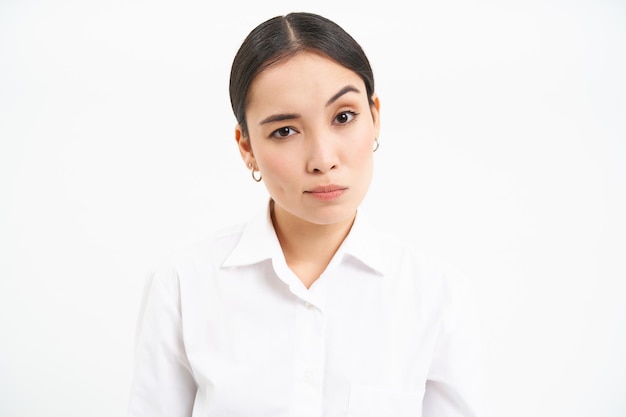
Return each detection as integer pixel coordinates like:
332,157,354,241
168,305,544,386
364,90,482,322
292,297,325,416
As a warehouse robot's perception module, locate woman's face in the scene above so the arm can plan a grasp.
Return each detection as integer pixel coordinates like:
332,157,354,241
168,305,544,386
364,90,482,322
236,51,380,228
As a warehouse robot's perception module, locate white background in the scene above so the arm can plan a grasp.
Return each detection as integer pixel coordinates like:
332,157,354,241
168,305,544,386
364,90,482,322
1,0,625,416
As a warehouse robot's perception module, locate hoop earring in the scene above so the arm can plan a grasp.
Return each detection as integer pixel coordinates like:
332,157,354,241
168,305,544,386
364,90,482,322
248,162,262,182
373,137,380,152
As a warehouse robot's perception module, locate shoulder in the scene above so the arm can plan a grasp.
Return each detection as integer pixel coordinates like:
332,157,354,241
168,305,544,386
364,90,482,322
384,233,480,336
351,209,466,286
367,222,458,274
366,223,473,302
145,220,248,286
175,221,247,266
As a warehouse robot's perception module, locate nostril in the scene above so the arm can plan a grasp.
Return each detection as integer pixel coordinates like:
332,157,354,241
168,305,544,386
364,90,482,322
312,164,336,174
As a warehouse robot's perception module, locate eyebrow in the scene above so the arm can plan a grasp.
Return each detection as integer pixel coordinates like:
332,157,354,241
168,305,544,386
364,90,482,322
326,84,361,107
259,113,300,125
258,84,362,126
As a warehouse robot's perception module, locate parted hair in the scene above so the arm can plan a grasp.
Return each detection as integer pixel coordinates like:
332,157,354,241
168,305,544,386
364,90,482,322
229,12,376,137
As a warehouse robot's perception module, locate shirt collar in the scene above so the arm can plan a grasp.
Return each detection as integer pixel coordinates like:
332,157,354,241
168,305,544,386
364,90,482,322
221,201,281,268
221,200,389,277
340,207,388,277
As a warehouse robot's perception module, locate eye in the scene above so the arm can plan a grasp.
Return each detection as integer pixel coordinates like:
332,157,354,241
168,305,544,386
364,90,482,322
334,110,358,125
271,126,297,139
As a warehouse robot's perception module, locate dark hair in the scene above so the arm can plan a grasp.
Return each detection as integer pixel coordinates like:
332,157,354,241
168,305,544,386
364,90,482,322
229,12,375,137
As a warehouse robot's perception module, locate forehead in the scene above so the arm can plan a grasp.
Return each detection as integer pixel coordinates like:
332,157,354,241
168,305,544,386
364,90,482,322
246,51,365,113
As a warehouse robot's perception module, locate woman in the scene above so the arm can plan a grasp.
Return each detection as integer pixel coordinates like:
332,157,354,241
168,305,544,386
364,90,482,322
128,12,486,417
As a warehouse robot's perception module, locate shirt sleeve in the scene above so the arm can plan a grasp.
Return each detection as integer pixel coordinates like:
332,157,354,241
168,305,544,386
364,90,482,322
422,268,489,417
127,267,197,417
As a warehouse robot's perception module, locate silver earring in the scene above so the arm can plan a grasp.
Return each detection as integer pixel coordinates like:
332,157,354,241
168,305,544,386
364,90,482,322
248,162,262,182
373,138,380,152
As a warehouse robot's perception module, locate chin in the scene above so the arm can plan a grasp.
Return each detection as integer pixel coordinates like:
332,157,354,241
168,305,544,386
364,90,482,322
306,206,358,226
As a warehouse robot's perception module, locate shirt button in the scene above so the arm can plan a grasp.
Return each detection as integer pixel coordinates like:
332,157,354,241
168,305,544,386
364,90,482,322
304,302,314,310
303,370,314,382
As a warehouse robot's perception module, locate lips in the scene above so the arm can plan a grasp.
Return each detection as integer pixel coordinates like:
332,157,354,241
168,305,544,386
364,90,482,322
307,185,346,193
305,185,347,201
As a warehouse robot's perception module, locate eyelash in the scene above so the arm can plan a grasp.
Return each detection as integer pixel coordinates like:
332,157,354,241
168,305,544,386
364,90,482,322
269,110,360,139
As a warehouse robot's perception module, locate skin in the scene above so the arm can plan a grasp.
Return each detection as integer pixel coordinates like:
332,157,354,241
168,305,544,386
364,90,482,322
235,51,381,288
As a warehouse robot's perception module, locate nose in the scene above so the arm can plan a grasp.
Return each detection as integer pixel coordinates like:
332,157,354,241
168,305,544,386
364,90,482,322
305,131,339,174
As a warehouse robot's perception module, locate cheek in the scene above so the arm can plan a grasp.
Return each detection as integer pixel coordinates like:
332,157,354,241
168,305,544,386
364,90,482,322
258,151,298,183
354,120,377,154
351,133,376,161
351,136,375,180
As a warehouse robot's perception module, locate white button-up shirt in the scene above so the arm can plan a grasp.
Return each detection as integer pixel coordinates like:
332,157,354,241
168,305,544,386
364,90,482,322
128,203,487,417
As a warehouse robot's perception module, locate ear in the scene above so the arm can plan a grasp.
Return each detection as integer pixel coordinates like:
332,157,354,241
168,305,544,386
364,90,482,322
370,94,381,140
235,124,255,167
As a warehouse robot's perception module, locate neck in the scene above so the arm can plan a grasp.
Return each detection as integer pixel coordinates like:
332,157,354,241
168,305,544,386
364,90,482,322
271,202,355,288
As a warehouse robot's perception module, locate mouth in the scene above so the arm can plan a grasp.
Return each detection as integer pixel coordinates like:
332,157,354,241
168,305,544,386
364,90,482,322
304,185,348,201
